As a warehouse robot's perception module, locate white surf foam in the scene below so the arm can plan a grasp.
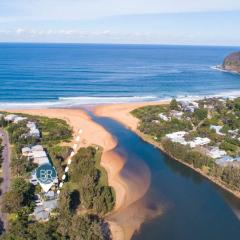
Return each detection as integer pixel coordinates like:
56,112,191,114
0,91,240,110
211,65,240,75
0,95,159,109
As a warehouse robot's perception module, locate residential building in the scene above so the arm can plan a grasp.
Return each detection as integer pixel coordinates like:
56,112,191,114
159,113,170,121
206,147,226,159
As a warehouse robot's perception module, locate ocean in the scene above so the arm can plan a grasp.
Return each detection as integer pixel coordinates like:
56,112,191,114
0,43,239,108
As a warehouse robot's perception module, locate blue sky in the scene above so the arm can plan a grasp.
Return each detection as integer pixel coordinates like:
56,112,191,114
0,0,240,45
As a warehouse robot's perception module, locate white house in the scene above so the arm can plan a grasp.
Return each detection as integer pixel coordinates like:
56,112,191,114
216,156,234,166
170,110,183,120
27,121,40,138
206,147,226,159
179,100,199,113
166,131,187,145
33,157,50,165
159,113,170,122
13,116,27,123
4,114,17,122
188,137,211,148
32,145,44,151
32,150,47,159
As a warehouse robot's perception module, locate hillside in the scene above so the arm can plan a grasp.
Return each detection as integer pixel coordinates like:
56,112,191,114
222,51,240,73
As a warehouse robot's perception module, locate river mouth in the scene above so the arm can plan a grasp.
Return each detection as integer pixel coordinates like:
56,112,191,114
90,112,240,240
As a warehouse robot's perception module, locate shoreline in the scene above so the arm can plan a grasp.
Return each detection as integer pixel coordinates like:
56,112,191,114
4,108,128,240
94,101,240,200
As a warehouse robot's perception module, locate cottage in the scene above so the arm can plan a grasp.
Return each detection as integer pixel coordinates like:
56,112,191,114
32,145,44,151
27,121,40,138
32,150,47,159
188,137,210,148
4,114,17,122
179,100,198,113
170,110,183,120
33,156,50,165
216,156,234,166
27,121,36,128
166,131,187,145
207,147,226,159
159,113,170,122
13,116,27,123
29,128,40,138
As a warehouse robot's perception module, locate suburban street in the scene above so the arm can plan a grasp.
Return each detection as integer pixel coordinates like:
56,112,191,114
0,128,11,232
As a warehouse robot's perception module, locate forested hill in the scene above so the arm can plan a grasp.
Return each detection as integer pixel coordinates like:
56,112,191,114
223,52,240,73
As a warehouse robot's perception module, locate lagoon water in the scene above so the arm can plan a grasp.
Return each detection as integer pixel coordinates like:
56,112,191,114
92,114,240,240
0,43,240,107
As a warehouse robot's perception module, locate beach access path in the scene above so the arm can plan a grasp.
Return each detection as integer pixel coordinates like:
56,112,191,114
0,128,11,231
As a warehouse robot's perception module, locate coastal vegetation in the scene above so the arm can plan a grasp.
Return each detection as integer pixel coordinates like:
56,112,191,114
132,97,240,194
0,113,114,239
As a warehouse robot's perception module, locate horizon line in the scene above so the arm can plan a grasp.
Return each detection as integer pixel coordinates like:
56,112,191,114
0,41,239,48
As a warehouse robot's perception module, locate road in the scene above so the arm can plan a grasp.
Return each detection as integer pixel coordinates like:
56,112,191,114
0,128,11,232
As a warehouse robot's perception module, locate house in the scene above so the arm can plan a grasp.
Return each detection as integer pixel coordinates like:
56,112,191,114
33,157,50,165
188,137,210,148
32,150,47,159
179,100,199,113
31,145,44,151
210,125,225,136
32,149,49,165
27,121,36,128
166,131,187,145
27,121,40,138
4,114,17,122
159,113,170,122
216,156,234,166
170,110,183,120
29,128,40,138
206,147,226,159
13,116,27,123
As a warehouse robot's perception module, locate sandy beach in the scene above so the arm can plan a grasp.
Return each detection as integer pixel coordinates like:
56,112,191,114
94,100,170,130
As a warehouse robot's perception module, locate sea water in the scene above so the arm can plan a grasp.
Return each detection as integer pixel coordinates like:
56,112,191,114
0,43,240,108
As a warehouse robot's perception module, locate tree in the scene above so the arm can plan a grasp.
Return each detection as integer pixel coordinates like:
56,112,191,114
170,99,179,110
1,191,23,213
194,108,208,121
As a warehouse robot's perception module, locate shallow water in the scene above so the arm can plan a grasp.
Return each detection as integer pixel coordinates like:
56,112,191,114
91,113,240,240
